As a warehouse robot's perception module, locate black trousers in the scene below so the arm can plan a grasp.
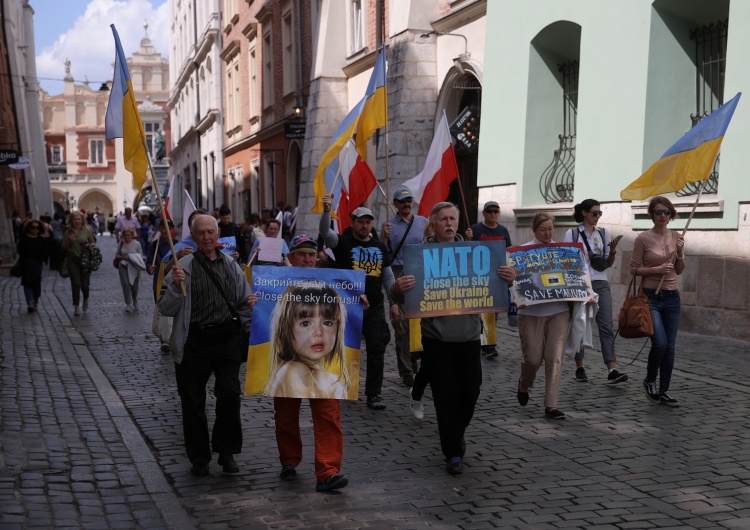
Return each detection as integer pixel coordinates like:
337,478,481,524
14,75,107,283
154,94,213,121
362,304,390,397
423,338,482,460
175,326,245,465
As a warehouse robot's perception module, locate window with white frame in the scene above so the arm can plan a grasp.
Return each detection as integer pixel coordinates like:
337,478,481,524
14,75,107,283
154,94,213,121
249,44,259,119
223,0,239,26
225,54,241,132
89,139,105,166
262,30,274,108
282,7,296,95
51,145,63,165
350,0,365,54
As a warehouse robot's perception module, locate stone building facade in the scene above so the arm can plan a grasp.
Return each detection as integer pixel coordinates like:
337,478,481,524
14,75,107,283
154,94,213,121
41,31,170,218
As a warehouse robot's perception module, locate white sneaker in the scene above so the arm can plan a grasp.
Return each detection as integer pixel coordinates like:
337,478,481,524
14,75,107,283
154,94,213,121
125,304,134,313
410,388,424,421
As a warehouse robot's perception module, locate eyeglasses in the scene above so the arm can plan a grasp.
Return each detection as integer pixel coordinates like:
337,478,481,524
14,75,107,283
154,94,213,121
484,210,500,214
396,198,413,204
587,211,603,217
653,209,671,216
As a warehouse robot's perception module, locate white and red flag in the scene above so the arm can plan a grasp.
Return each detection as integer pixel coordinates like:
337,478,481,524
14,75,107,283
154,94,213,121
404,113,459,217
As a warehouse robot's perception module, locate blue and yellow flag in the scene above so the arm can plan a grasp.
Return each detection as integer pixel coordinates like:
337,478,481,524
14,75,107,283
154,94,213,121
105,24,148,193
355,48,387,159
621,92,741,201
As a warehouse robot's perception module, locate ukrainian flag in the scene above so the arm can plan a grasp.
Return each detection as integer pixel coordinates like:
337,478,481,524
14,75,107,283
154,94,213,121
105,24,148,194
621,92,741,201
311,97,365,213
355,48,387,158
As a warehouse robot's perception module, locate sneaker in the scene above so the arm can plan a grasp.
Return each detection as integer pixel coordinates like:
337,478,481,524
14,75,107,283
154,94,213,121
280,464,297,481
545,408,566,420
410,388,424,421
607,369,629,385
659,392,681,407
217,452,239,473
446,457,463,475
125,304,134,313
643,379,660,404
160,342,171,353
485,350,499,359
316,473,348,492
402,374,414,387
366,395,386,410
575,367,588,383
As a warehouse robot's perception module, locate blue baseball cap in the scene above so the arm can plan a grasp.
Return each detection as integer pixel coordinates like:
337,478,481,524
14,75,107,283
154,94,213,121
290,234,317,253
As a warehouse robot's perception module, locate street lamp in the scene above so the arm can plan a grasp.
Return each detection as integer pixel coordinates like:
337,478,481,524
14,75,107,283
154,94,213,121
419,31,471,75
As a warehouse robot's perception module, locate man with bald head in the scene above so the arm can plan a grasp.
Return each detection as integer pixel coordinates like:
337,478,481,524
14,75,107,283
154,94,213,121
158,214,253,477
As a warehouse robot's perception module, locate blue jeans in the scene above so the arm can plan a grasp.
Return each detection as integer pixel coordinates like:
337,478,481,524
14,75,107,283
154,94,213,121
644,288,681,394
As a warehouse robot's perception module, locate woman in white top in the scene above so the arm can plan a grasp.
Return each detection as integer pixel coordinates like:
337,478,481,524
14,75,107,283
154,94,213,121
114,227,143,313
563,199,626,385
499,213,570,420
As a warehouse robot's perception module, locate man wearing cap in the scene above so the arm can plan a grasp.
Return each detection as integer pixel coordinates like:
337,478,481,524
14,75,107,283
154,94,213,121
218,204,249,266
256,234,363,492
381,185,428,387
320,195,395,410
466,201,513,358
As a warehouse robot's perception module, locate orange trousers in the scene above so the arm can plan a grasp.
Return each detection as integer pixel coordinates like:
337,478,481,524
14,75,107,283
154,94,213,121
273,397,343,482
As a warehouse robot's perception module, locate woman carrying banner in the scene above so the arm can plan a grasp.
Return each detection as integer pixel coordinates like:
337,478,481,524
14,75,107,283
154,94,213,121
62,211,96,316
499,213,571,420
630,196,685,407
563,199,627,385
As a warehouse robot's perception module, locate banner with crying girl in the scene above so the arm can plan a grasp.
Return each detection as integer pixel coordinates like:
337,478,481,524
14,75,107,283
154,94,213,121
244,265,366,400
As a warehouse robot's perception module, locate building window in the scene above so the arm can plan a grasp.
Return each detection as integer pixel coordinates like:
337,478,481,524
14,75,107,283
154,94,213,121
350,0,365,53
76,102,85,126
282,8,296,96
89,139,105,166
262,31,274,108
144,122,165,161
51,145,63,165
249,44,259,119
677,19,728,197
225,54,241,132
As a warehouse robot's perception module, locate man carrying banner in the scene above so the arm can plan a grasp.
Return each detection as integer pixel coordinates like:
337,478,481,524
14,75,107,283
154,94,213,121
320,195,395,410
158,214,253,477
391,202,515,474
263,234,365,491
380,185,428,387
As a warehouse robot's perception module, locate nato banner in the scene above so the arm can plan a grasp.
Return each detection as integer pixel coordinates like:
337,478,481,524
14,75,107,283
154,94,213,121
506,243,592,306
245,266,366,400
402,241,508,318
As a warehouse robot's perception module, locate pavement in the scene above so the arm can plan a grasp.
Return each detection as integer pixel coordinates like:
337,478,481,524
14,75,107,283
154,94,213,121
2,234,750,529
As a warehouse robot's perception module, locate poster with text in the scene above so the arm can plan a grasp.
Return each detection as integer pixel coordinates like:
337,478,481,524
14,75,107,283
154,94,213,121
244,266,366,400
217,236,237,258
506,242,592,306
402,241,508,318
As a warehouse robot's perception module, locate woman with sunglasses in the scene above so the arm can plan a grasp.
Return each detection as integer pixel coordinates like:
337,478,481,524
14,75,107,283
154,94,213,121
564,199,627,384
630,196,685,407
17,220,50,312
63,211,96,316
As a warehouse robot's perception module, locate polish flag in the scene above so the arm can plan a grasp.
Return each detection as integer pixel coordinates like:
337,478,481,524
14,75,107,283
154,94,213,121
181,190,196,240
335,140,377,233
404,114,459,217
163,176,175,220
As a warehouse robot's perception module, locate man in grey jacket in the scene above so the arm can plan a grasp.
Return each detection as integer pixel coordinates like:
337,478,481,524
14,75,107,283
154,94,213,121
158,214,252,477
392,202,515,475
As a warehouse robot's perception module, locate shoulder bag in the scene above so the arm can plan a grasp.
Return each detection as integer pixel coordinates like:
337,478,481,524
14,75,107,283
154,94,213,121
113,242,123,268
574,227,610,272
192,254,248,344
617,275,653,339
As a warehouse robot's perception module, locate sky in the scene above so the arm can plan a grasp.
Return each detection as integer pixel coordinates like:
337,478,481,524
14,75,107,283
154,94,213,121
32,0,169,95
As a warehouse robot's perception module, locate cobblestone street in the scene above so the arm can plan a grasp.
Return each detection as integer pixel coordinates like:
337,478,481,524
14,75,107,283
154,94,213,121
2,234,750,529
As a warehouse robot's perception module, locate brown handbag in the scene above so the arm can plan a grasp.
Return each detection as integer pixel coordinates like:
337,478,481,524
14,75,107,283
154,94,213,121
618,276,654,339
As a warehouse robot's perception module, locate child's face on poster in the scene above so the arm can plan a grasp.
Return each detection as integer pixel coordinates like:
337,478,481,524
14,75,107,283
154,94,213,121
292,314,337,367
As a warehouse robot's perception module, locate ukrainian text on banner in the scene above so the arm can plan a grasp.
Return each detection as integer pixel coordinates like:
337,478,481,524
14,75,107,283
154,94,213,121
402,241,508,318
244,266,366,400
507,243,591,306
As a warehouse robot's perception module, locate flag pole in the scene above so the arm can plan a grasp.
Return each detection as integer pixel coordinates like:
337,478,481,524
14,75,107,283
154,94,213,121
442,110,471,227
382,42,391,218
654,177,708,293
141,137,184,295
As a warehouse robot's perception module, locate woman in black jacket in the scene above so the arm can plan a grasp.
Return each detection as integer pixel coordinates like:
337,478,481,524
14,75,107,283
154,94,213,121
17,219,50,312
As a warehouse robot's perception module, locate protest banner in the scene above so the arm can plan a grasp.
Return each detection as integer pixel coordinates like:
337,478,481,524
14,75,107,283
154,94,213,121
402,241,508,318
506,242,592,306
245,266,366,400
217,236,237,258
